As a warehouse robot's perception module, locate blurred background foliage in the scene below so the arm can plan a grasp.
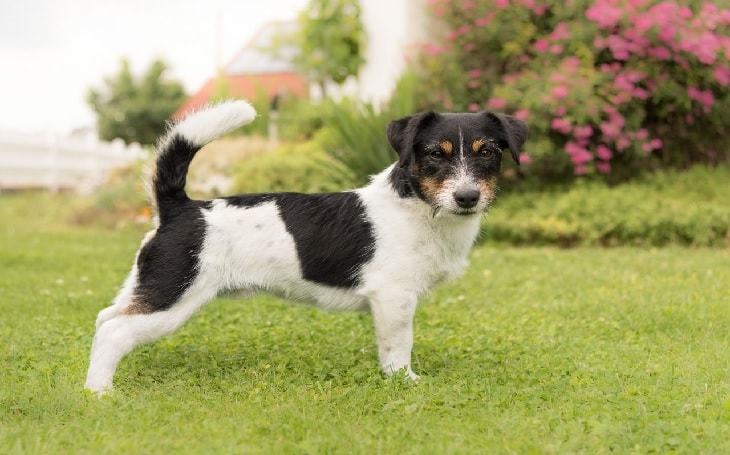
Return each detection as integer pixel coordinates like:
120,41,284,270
81,0,730,246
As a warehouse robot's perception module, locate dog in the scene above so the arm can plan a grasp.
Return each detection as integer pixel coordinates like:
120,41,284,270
84,100,527,394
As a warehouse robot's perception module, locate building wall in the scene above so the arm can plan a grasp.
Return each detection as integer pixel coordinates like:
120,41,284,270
357,0,428,104
318,0,428,105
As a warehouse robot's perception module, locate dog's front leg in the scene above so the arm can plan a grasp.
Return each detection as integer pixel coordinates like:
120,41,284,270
369,292,419,380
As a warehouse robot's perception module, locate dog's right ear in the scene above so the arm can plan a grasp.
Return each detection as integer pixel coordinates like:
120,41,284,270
387,111,438,167
387,112,438,197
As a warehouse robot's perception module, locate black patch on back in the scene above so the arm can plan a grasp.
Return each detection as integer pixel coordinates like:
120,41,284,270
134,200,211,312
222,193,278,209
276,192,375,288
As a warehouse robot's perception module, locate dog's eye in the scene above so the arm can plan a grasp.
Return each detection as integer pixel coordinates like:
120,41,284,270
430,149,445,158
480,147,500,158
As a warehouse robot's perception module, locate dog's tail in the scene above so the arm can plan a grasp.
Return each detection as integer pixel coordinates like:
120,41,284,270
148,100,257,223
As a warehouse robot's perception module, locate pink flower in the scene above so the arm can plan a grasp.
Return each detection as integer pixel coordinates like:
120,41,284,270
534,39,549,53
555,106,567,116
606,35,631,60
533,3,548,15
595,161,611,174
552,85,569,99
687,86,701,100
633,88,650,99
714,66,730,86
574,164,588,175
636,129,648,140
616,136,631,151
573,125,593,139
650,138,663,149
562,56,581,70
468,103,480,112
519,152,533,164
549,44,564,55
487,98,507,109
596,144,613,160
475,12,496,27
600,122,620,140
468,69,482,79
586,1,624,29
551,117,572,134
648,46,671,60
550,22,571,41
494,0,508,8
514,109,530,120
571,150,592,165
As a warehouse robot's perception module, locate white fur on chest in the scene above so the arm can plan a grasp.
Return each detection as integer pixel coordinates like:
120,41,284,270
356,168,482,297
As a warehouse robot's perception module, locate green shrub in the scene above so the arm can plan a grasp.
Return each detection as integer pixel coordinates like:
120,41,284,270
416,1,730,180
484,166,730,246
321,72,419,185
72,160,151,228
231,132,351,194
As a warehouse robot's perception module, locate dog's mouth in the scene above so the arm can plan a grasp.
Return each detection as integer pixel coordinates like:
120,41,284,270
431,206,484,217
454,209,479,216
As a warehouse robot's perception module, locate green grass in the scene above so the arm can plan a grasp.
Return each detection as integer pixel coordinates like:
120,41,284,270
2,193,730,454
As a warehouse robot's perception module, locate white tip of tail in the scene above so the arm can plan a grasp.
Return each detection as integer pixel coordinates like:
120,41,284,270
172,100,257,145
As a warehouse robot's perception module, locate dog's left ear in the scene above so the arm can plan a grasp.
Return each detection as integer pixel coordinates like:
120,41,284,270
484,113,528,165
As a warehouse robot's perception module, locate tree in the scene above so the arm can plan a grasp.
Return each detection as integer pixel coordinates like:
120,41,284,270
87,58,187,145
287,0,367,97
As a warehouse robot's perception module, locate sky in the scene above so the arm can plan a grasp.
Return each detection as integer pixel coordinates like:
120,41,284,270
0,0,308,134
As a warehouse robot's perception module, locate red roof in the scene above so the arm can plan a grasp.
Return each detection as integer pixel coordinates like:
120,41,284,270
173,73,307,120
173,21,306,120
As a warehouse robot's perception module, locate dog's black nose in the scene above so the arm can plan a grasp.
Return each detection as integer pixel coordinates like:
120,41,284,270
453,189,480,209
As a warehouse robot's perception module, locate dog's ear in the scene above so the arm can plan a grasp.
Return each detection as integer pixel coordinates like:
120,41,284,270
387,112,438,197
387,111,438,166
484,112,528,164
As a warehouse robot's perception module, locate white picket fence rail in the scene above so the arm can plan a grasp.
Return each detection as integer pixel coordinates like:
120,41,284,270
0,131,147,194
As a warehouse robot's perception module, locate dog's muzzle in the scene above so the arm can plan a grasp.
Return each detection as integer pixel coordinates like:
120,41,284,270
453,188,480,209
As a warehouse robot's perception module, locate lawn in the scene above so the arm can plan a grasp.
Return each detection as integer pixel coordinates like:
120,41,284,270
1,193,729,454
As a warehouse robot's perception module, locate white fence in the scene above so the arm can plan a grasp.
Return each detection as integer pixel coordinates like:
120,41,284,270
0,131,147,194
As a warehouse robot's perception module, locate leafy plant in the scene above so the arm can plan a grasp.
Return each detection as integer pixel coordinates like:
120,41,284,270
231,132,350,194
274,0,367,97
484,165,730,246
87,58,187,145
416,0,730,178
322,72,420,185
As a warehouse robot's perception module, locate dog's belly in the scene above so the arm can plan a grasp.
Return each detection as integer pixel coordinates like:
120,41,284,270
223,281,369,311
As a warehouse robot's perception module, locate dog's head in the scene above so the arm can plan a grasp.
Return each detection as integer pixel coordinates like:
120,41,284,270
387,111,527,216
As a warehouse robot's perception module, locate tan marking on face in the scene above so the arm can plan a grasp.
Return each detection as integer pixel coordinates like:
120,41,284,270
472,138,486,153
479,176,498,205
420,176,446,203
439,141,453,155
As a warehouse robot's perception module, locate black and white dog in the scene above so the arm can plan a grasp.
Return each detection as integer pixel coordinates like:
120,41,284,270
85,100,527,394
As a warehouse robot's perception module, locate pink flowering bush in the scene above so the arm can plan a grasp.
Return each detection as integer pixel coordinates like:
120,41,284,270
414,0,730,178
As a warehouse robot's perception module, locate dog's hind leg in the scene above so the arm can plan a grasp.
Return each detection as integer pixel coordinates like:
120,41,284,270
84,278,217,395
368,291,419,380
